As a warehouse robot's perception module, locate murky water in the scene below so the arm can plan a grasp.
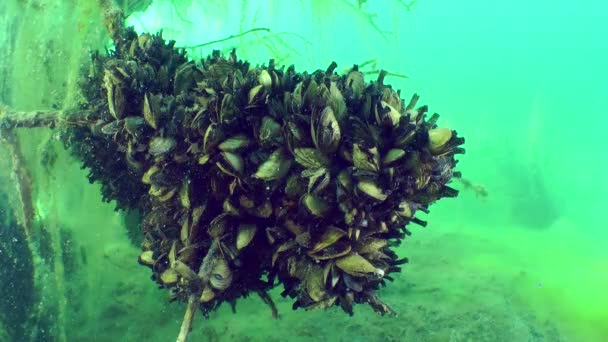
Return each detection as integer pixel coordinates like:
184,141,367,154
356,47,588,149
1,0,607,341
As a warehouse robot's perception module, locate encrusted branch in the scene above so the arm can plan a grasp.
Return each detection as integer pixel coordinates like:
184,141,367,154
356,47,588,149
0,105,98,129
176,294,198,342
0,128,34,239
99,0,126,46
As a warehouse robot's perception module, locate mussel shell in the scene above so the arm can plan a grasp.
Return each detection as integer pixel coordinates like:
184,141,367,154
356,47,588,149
236,224,257,250
428,127,453,154
382,149,406,166
254,149,292,181
218,134,250,152
309,240,352,260
335,253,378,276
149,137,177,157
309,226,347,254
124,116,146,138
101,120,123,135
302,194,330,217
312,106,341,154
357,179,388,201
138,250,155,266
293,148,331,169
352,144,380,173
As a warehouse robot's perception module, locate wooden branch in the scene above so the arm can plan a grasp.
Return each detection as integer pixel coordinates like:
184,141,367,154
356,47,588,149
0,105,97,129
256,289,279,319
176,294,198,342
0,129,34,239
98,0,126,45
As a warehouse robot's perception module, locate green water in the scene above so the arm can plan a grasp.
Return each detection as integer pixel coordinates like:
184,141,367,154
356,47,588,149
1,0,607,341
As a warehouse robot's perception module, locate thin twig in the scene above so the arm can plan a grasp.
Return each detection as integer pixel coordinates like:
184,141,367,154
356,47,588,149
256,289,279,319
170,0,193,25
339,0,392,40
178,28,271,49
363,70,409,79
273,32,313,46
175,239,222,342
397,0,417,11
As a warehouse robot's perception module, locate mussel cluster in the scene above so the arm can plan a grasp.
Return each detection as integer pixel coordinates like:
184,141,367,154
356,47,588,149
64,26,465,317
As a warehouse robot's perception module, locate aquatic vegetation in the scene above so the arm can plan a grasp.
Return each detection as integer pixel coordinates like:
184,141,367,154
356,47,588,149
0,3,465,341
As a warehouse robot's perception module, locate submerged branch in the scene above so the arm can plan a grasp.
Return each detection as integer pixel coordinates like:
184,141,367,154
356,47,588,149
98,0,126,46
0,128,34,239
176,294,198,342
0,105,97,129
